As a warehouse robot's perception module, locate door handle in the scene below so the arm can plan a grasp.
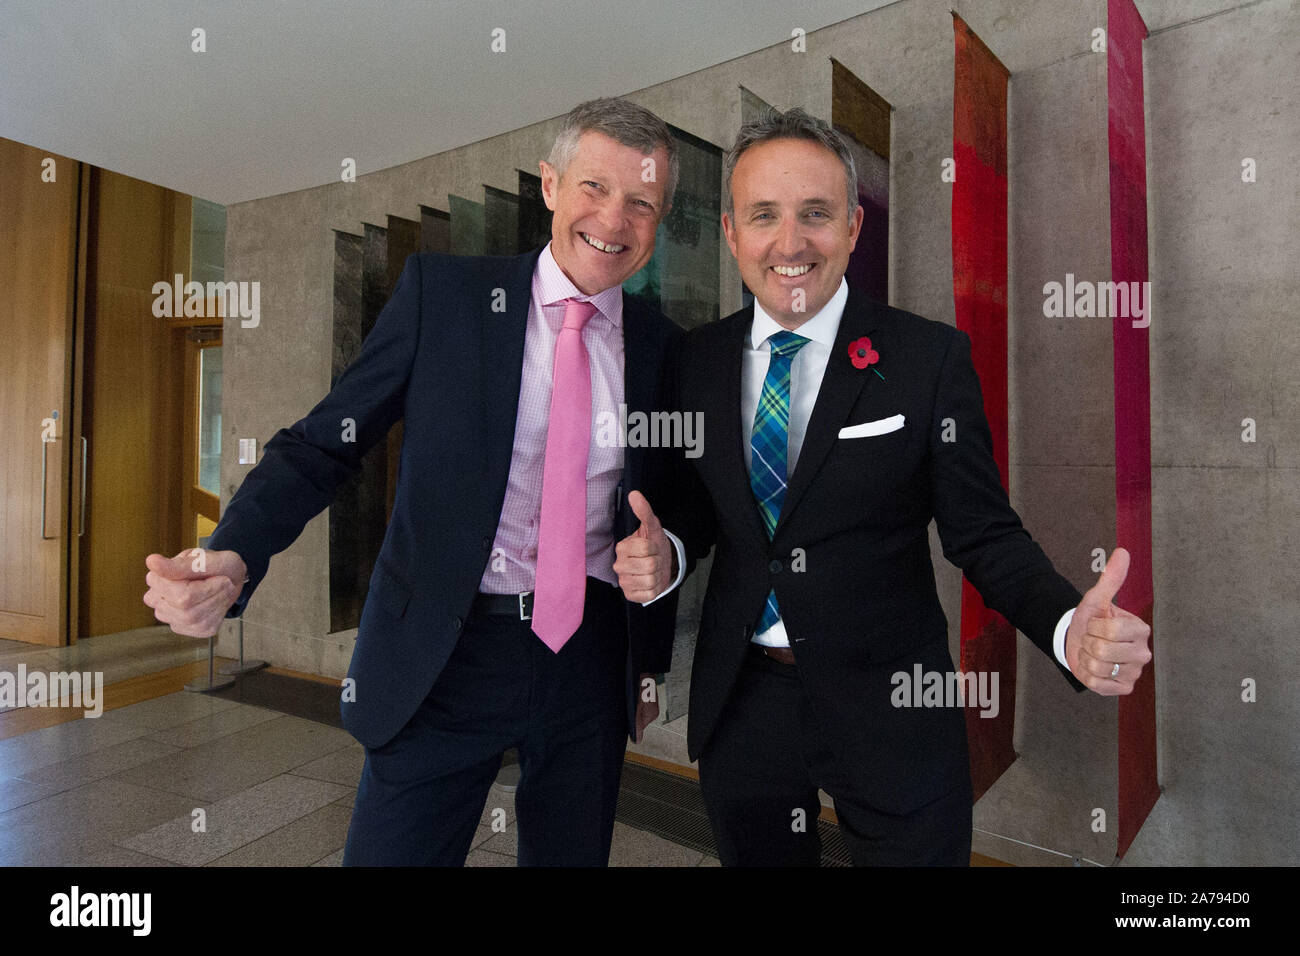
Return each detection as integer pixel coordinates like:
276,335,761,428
80,436,88,537
40,436,55,540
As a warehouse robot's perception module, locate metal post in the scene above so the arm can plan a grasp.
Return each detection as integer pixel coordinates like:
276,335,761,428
218,618,268,676
185,631,236,693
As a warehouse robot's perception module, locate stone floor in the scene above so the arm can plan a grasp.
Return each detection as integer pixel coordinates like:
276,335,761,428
0,628,210,698
0,631,718,866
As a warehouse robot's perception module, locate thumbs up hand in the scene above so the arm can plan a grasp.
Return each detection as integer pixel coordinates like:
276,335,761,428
613,491,673,603
143,549,248,638
1065,547,1152,695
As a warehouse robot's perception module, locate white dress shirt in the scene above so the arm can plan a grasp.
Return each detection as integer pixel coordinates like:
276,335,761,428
480,244,625,594
744,280,847,649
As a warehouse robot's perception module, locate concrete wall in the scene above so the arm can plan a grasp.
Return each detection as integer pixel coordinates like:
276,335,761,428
215,0,1299,865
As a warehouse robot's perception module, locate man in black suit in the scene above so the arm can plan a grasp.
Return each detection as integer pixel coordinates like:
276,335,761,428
615,107,1152,866
144,98,687,865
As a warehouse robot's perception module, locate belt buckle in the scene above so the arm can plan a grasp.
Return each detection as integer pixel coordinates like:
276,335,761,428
518,591,533,621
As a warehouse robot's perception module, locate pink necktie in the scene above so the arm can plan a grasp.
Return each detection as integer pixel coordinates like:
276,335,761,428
532,297,597,652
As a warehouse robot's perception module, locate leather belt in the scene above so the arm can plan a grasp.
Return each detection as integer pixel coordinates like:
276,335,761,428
472,591,534,621
751,643,796,665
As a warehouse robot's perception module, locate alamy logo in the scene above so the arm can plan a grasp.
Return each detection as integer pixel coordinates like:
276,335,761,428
890,665,1000,718
594,404,703,459
0,666,103,718
49,886,151,936
152,274,261,328
1042,273,1151,328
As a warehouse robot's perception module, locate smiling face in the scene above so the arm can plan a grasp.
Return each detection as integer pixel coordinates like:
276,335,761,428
722,136,864,329
539,130,669,296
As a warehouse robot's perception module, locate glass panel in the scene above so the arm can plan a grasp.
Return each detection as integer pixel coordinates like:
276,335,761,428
623,125,722,331
449,194,486,255
191,197,226,284
198,346,222,494
330,232,368,631
484,185,520,255
196,513,216,549
517,171,551,251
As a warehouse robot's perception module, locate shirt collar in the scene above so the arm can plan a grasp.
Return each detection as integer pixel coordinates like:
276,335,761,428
749,277,848,350
535,242,624,329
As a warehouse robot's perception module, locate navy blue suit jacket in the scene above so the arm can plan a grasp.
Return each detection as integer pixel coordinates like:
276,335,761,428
208,248,683,749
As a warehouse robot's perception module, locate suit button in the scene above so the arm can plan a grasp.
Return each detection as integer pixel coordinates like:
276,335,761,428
452,616,463,631
481,537,492,550
769,559,782,573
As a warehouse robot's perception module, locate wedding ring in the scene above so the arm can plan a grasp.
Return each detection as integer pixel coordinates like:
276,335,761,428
1109,662,1121,679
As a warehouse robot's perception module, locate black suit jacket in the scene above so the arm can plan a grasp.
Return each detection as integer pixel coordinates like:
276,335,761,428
208,247,683,749
662,285,1085,813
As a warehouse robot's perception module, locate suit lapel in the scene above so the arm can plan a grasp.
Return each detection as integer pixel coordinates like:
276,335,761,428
620,294,655,507
621,295,654,443
480,248,541,496
775,287,884,536
717,307,771,546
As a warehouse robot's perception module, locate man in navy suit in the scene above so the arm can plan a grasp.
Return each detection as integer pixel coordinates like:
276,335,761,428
144,98,687,866
615,107,1152,865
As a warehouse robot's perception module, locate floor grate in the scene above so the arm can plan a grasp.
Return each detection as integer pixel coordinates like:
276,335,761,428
209,668,343,727
616,761,852,866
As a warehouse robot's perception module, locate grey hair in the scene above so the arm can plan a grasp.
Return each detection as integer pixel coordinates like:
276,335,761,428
723,106,859,219
547,97,679,211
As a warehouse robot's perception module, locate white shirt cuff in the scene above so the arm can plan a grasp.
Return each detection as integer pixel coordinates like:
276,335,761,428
1053,606,1076,668
640,528,687,606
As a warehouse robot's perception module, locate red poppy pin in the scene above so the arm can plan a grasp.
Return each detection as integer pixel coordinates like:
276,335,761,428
849,337,885,379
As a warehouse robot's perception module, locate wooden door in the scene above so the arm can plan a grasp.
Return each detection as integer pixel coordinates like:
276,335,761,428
77,167,189,638
0,138,84,646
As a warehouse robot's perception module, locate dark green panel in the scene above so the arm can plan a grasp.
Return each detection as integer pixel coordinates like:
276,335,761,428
623,125,722,331
484,185,520,256
449,194,485,256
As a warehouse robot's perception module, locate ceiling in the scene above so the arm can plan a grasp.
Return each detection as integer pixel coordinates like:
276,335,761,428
1,0,895,207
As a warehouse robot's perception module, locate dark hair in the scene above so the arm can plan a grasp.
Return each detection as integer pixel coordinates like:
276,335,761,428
723,106,858,218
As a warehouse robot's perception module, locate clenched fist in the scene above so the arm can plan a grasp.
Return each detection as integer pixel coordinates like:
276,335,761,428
143,549,247,638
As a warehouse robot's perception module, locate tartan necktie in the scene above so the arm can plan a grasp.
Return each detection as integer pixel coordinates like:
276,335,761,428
750,330,810,635
532,297,597,652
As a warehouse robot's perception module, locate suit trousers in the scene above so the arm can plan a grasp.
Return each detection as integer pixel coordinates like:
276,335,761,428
342,577,628,866
697,648,973,866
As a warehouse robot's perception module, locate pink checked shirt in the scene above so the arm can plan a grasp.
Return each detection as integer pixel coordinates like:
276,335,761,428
478,243,625,593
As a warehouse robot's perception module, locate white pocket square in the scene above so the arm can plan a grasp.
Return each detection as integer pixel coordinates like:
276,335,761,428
838,414,905,439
